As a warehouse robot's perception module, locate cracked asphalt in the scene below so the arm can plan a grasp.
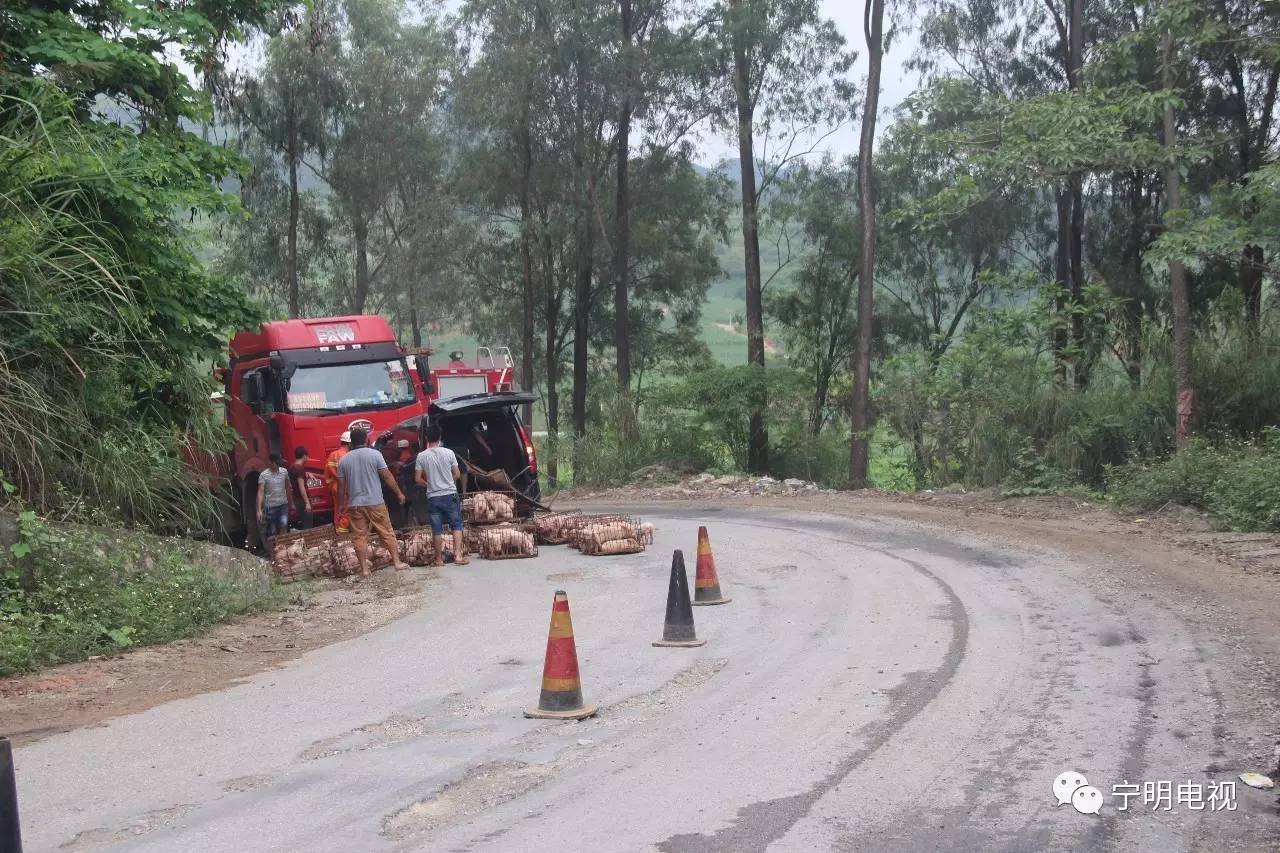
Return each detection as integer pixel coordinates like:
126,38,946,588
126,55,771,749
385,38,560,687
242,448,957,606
13,505,1280,851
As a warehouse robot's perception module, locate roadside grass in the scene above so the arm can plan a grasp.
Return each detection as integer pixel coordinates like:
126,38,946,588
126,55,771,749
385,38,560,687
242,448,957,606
0,517,285,677
1105,429,1280,532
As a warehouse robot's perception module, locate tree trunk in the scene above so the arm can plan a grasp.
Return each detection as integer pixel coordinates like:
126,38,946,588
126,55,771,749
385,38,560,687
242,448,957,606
730,0,768,474
285,101,301,319
1069,176,1086,386
519,94,536,428
352,212,370,314
1068,0,1087,387
849,0,884,488
1240,245,1263,326
407,276,422,348
1053,187,1071,381
545,247,560,488
571,171,595,442
614,0,633,399
1121,169,1145,386
1162,29,1194,448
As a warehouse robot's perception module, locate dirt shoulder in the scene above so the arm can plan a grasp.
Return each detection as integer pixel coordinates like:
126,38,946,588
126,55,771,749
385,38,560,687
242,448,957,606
565,485,1280,663
0,568,436,747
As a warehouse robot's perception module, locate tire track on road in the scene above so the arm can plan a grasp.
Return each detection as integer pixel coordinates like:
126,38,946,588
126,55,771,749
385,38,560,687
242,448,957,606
655,524,970,853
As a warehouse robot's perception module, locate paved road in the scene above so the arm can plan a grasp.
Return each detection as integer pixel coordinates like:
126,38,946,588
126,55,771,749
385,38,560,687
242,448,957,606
15,505,1280,851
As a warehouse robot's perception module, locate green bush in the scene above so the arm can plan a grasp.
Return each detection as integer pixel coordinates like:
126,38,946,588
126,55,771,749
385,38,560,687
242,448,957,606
0,517,281,676
877,294,1280,492
1107,428,1280,531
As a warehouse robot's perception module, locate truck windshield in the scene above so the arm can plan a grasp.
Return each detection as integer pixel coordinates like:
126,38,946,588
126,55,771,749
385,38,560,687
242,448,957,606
286,359,416,413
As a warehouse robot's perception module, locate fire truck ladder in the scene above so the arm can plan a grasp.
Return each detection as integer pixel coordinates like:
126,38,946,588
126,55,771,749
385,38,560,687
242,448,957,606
477,346,517,389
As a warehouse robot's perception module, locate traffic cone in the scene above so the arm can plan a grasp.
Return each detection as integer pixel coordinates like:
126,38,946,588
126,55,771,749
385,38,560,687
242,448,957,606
692,526,731,606
0,737,21,853
653,550,706,648
525,591,598,720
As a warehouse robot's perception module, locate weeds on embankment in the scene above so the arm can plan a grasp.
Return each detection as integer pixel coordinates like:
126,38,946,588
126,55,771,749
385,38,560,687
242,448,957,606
1,513,283,677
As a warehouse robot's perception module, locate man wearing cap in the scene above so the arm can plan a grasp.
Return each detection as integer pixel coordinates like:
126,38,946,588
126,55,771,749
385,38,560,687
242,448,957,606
325,431,352,532
389,439,422,527
337,427,408,576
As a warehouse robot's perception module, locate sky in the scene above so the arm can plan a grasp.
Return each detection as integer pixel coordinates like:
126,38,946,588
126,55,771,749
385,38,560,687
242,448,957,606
693,0,920,164
224,0,922,165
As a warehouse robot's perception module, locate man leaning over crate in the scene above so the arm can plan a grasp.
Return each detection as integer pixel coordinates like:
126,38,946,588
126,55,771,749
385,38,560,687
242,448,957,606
415,422,470,566
337,427,409,577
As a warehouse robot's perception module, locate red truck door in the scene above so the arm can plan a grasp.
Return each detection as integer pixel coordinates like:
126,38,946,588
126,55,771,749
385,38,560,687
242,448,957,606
229,361,275,477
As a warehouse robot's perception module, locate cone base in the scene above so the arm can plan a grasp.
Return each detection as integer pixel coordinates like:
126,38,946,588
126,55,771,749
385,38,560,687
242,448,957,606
693,596,731,606
524,704,598,720
652,638,707,647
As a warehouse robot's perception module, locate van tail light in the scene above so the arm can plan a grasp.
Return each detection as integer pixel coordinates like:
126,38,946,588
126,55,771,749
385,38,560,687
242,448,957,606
517,422,537,475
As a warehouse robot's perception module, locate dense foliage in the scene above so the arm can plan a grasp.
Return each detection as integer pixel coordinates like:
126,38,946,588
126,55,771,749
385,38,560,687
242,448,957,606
1,1,283,523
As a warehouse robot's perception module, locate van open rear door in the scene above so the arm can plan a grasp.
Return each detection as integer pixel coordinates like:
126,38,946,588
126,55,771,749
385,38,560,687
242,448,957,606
426,392,540,504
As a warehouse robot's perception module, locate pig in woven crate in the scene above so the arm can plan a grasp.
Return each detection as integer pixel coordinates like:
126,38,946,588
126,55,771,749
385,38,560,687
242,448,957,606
577,516,644,555
463,491,516,523
271,536,338,580
400,528,436,566
475,524,536,558
532,511,583,545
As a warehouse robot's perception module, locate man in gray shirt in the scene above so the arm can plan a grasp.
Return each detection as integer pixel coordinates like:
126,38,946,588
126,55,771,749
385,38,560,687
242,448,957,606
414,422,468,566
257,452,292,540
337,428,408,576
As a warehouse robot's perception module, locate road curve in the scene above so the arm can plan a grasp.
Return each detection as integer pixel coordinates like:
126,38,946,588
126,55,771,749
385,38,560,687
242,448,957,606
14,504,1279,851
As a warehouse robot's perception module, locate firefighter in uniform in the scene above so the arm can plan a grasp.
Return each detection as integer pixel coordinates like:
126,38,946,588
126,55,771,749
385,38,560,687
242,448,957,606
326,431,352,532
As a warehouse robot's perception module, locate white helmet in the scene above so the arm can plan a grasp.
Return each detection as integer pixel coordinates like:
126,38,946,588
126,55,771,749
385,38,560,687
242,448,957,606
340,431,352,444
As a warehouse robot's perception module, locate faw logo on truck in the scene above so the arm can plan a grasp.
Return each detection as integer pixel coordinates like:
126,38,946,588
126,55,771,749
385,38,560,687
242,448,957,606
347,419,374,433
315,324,357,344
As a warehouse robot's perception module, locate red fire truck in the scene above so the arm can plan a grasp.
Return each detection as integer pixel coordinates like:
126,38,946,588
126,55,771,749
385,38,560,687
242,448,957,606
208,315,538,546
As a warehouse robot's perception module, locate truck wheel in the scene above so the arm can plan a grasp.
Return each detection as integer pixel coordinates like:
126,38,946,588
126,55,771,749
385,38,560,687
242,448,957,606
216,480,246,547
241,480,264,553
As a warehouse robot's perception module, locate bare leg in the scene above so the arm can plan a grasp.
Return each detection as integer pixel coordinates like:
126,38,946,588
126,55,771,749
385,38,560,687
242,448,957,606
432,534,445,566
379,524,407,570
453,528,468,564
354,539,370,577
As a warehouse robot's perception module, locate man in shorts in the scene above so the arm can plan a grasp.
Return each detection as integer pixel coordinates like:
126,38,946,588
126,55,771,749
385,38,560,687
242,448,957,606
414,422,469,566
257,452,292,540
337,427,408,576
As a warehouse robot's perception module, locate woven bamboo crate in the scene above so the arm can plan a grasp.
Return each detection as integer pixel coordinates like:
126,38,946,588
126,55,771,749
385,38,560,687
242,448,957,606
567,514,638,547
270,524,338,580
465,521,532,553
472,523,538,559
574,515,646,556
461,491,518,525
531,511,583,545
399,525,437,567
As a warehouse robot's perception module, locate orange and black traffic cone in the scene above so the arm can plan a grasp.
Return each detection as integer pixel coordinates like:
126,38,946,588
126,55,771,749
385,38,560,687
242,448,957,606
653,550,706,648
692,525,731,606
525,590,598,720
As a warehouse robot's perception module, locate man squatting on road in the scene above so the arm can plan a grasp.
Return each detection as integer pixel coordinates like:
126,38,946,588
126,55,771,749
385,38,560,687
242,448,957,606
415,422,469,567
337,427,410,576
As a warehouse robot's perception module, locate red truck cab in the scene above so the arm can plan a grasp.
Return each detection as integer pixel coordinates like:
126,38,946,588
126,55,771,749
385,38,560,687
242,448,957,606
217,316,536,547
